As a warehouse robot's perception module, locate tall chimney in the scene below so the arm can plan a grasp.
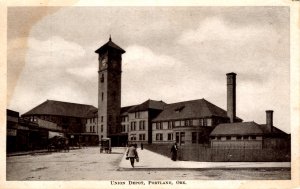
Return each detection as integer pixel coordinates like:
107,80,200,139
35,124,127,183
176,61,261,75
266,110,273,132
226,72,236,123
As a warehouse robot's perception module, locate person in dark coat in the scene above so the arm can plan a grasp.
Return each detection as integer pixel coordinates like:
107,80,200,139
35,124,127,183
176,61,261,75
126,144,139,168
170,143,178,161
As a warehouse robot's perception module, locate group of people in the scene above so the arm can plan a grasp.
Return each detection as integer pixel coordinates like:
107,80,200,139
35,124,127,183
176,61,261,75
126,142,179,168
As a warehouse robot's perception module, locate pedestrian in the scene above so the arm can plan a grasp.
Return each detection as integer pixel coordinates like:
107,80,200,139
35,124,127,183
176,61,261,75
170,142,178,161
126,144,139,168
141,143,143,150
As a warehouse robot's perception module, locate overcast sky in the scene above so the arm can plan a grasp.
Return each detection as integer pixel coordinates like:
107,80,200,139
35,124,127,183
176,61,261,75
7,7,290,132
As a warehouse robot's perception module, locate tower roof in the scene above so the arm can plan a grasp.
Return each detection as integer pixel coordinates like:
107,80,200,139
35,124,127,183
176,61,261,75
95,37,125,54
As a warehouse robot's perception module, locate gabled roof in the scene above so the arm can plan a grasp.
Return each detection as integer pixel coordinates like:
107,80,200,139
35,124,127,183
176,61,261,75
121,105,136,116
23,100,97,118
210,121,288,136
210,121,263,136
86,108,98,118
95,38,125,54
153,98,239,121
128,100,166,113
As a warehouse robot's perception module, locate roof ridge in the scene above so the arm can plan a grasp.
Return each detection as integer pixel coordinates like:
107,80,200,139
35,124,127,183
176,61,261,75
167,98,204,106
23,100,49,115
47,99,95,107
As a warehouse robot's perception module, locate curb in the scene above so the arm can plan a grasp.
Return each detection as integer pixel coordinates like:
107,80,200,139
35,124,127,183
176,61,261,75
117,167,291,171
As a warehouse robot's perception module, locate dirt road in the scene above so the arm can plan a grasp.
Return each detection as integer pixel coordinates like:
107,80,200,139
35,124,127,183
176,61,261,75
6,147,290,180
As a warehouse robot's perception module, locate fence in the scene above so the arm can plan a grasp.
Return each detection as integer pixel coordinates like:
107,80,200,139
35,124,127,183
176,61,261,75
144,144,290,162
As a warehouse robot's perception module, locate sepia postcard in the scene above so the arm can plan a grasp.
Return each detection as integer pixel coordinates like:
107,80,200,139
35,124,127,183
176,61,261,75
1,0,299,189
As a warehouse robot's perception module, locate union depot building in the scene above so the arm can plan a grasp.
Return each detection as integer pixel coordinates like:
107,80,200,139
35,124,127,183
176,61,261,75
7,38,290,161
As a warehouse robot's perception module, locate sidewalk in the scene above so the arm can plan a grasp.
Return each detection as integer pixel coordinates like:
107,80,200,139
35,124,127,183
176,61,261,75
119,148,290,170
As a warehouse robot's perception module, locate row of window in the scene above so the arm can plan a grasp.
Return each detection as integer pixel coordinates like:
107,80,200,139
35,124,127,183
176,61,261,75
153,118,212,130
155,133,174,141
87,116,105,124
87,118,97,124
211,136,257,140
88,125,104,133
89,126,97,133
130,120,146,131
121,116,128,122
130,134,146,141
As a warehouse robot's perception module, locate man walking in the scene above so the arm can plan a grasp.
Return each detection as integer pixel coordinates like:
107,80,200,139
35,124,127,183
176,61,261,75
126,144,139,168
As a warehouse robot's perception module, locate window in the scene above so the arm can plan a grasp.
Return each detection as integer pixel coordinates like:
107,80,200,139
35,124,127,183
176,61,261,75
199,119,203,126
156,122,161,130
101,125,103,132
139,134,145,141
101,116,103,122
168,121,172,129
251,136,256,140
93,126,95,132
167,133,173,141
135,112,140,118
90,126,92,132
226,136,231,140
139,120,145,130
176,132,180,143
131,122,136,131
207,118,212,126
175,121,180,127
101,74,104,83
237,136,242,140
156,133,163,141
184,120,189,126
203,119,207,126
101,92,104,101
217,136,221,140
180,132,185,144
244,136,249,140
192,132,197,143
131,135,136,141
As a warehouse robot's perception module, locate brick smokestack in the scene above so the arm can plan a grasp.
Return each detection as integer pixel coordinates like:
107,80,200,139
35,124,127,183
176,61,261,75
226,72,236,123
266,110,273,132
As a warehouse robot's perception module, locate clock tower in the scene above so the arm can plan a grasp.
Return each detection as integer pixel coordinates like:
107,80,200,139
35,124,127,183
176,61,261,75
95,37,125,140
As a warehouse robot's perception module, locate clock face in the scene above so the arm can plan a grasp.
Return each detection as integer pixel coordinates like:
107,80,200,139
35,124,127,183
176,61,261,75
101,57,108,68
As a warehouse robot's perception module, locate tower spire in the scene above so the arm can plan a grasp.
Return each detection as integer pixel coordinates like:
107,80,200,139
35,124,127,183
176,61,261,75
109,35,111,41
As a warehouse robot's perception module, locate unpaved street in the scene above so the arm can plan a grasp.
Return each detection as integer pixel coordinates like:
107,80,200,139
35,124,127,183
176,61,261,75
6,147,290,180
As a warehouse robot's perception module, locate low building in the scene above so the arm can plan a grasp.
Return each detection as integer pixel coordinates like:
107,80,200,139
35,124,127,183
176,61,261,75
22,100,98,146
22,100,97,134
210,111,289,149
7,109,64,152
